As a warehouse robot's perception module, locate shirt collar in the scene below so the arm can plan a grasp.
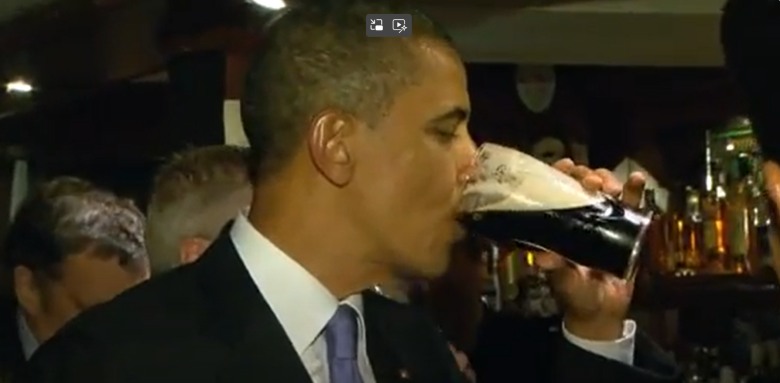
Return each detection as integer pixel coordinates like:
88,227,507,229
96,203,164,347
230,214,365,355
16,309,39,360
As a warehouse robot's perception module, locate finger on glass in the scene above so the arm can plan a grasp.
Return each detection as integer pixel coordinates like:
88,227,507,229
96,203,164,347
594,168,623,196
580,174,604,193
571,165,593,181
621,172,646,209
552,158,576,174
532,251,567,271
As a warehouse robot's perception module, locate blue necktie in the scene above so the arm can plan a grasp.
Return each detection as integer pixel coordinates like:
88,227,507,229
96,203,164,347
326,304,363,383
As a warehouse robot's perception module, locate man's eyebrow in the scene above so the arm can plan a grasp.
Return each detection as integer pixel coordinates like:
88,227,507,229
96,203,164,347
427,107,469,125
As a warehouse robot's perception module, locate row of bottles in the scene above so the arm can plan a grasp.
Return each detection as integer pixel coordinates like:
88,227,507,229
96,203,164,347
645,125,776,277
683,342,780,383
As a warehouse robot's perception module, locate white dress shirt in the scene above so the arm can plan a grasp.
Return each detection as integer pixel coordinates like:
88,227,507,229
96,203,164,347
562,319,637,365
17,310,39,360
230,214,377,383
230,214,637,383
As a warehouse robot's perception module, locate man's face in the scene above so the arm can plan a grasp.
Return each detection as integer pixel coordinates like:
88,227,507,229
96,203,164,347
349,39,475,278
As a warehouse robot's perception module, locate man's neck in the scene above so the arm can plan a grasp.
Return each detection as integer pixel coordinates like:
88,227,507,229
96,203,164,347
248,184,392,299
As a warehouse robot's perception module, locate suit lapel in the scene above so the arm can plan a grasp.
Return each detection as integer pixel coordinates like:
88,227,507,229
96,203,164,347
195,227,313,383
363,292,419,383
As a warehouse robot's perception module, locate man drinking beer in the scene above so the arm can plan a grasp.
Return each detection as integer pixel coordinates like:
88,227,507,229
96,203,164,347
20,1,678,382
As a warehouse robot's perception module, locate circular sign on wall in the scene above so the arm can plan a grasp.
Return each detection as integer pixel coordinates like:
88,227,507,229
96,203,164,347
531,136,566,165
515,65,556,114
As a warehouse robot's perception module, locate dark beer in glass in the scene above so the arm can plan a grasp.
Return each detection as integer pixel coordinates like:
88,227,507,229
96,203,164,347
458,143,653,279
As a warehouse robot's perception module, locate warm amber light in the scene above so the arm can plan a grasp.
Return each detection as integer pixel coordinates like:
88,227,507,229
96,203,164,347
715,219,725,253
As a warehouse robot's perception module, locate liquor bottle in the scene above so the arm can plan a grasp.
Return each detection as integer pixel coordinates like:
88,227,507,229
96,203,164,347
748,156,776,278
743,175,764,273
726,158,752,274
682,187,704,271
701,162,728,273
644,189,673,274
671,210,688,275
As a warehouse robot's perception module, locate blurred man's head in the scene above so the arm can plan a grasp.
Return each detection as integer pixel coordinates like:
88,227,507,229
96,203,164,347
722,2,780,205
241,1,476,289
722,1,780,275
721,0,780,167
146,145,251,274
0,177,149,343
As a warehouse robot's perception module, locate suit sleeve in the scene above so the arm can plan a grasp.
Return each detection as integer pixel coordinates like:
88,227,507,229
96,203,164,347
552,331,682,383
14,329,118,383
472,312,682,383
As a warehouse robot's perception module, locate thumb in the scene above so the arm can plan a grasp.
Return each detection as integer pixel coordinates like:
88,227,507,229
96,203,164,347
533,252,567,271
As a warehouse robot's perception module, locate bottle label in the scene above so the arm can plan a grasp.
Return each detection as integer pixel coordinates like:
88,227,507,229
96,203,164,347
702,220,717,250
728,209,749,255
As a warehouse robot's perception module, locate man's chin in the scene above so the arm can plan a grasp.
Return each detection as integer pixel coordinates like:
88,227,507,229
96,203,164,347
424,255,453,279
398,258,451,280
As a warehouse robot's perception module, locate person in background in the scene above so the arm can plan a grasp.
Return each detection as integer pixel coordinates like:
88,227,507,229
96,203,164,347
0,177,149,382
145,145,251,274
426,225,681,383
720,0,780,277
21,1,677,382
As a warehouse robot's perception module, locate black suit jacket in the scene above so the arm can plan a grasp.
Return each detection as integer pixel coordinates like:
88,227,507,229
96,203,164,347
0,301,24,383
471,309,681,383
17,226,681,383
16,229,467,383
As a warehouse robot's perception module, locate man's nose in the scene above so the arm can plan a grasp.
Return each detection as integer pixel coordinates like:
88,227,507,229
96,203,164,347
458,136,479,184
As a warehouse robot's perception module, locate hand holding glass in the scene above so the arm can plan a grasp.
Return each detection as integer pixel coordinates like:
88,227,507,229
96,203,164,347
458,143,652,280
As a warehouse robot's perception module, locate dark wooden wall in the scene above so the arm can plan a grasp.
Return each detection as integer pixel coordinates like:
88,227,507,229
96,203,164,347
469,65,745,190
0,64,748,204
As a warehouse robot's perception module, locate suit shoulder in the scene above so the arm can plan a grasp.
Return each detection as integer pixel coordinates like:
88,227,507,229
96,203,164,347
59,264,203,341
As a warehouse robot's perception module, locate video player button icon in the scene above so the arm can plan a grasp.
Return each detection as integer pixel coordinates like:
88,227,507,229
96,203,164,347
369,19,383,31
366,14,412,37
392,19,406,33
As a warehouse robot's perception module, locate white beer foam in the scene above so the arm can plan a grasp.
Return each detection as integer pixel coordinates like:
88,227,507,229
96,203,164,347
462,143,604,212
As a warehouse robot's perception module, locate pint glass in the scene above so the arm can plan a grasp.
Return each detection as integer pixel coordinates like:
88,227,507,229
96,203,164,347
458,143,653,280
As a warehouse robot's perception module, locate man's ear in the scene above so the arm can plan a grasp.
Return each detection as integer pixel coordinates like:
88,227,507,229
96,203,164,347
306,110,358,186
14,265,43,316
179,237,212,266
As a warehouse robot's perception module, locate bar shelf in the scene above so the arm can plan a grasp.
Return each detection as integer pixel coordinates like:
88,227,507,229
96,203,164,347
634,274,780,310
